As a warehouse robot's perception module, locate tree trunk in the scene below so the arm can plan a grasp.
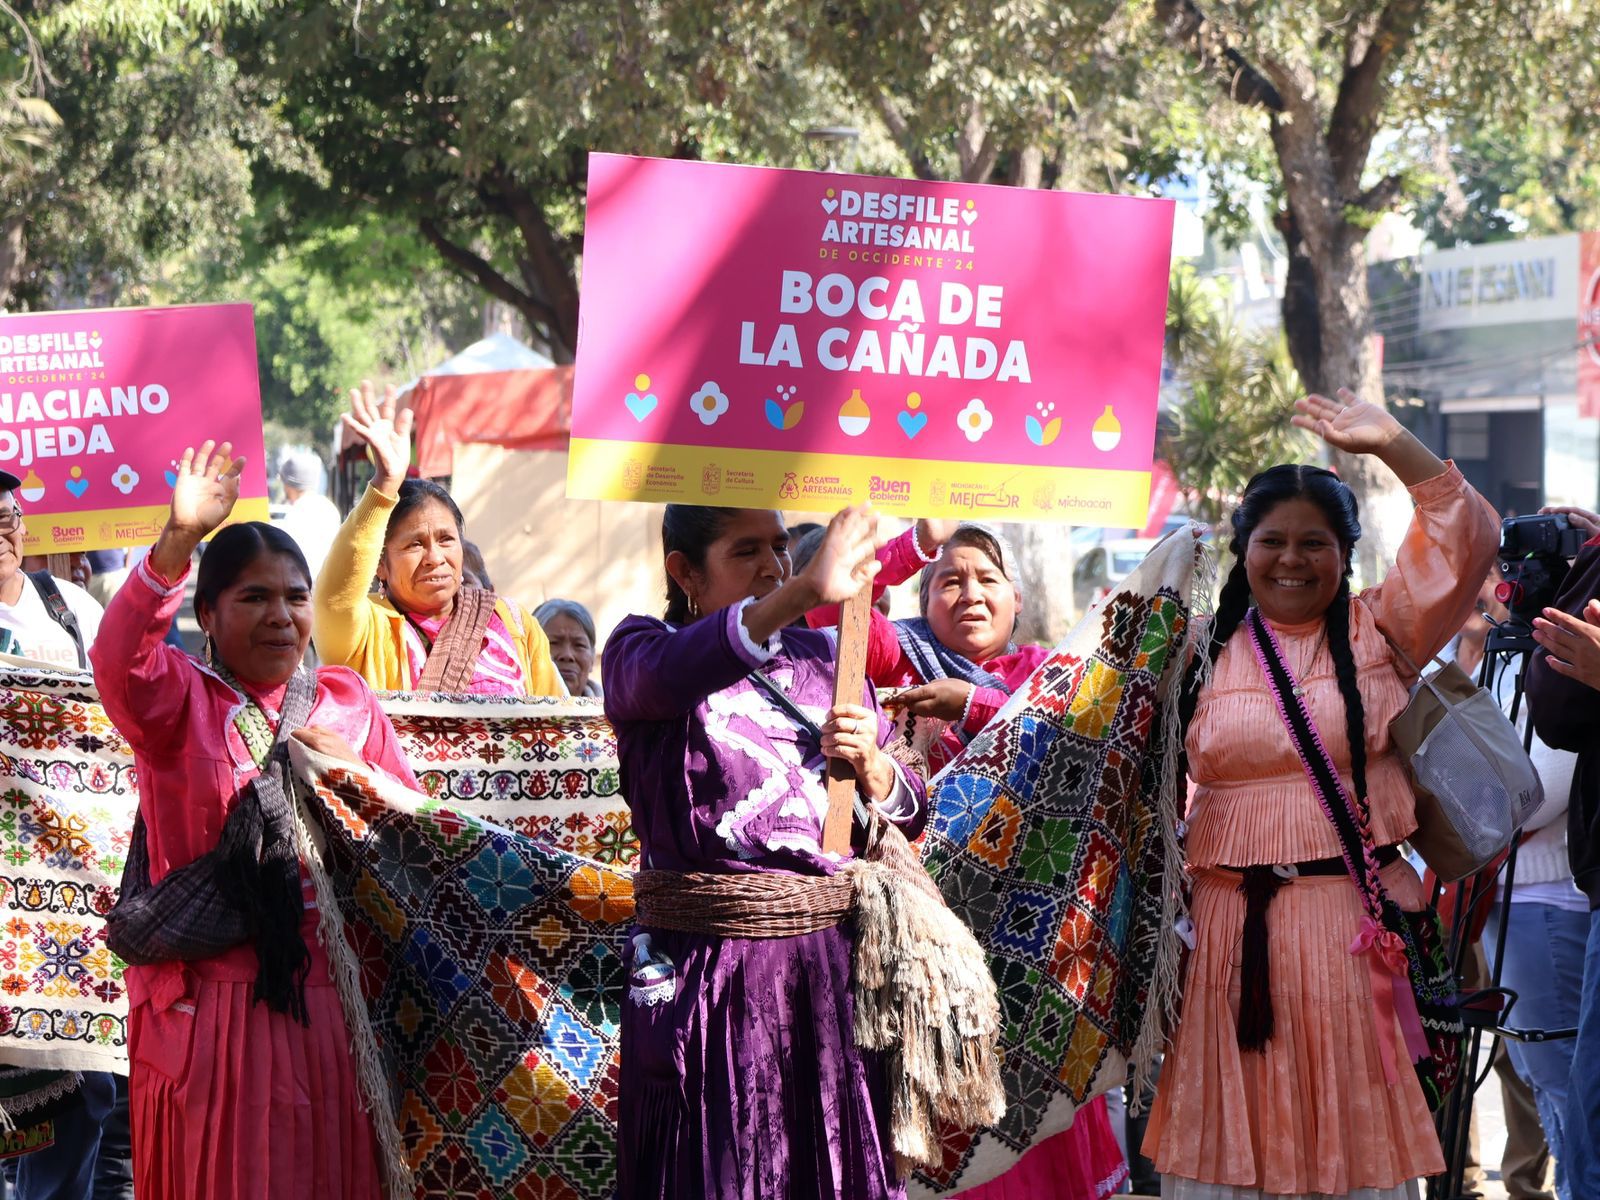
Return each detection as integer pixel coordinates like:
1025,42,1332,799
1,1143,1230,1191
1003,520,1078,646
0,214,25,308
1279,214,1408,585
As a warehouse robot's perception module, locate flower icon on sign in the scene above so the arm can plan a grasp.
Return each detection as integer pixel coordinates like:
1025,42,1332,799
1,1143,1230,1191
689,381,729,426
110,464,140,495
956,398,993,443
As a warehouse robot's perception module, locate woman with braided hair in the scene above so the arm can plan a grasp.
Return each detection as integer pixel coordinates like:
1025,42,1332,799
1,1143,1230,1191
1142,390,1498,1199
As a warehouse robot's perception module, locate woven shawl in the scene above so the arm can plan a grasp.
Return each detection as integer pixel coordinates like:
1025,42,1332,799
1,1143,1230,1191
411,586,498,693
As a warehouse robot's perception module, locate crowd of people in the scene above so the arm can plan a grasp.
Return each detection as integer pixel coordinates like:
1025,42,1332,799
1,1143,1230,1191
0,383,1597,1200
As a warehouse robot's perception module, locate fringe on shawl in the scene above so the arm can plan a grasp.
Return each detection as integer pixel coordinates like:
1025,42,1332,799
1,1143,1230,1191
847,812,1006,1177
1127,528,1214,1106
288,763,414,1200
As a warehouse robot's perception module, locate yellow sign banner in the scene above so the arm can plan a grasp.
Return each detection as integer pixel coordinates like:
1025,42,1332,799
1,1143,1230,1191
569,438,1150,526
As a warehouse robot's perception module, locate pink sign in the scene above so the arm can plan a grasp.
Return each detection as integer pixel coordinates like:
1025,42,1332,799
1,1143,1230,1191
0,303,269,554
568,154,1174,524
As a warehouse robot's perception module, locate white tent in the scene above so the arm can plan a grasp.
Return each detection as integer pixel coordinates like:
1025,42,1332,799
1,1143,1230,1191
395,332,554,396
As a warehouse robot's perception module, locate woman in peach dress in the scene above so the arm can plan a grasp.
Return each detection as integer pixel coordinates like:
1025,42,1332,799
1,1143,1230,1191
1142,390,1498,1199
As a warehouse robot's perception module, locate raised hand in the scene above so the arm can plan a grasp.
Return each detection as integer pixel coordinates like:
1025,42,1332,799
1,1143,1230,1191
800,505,882,606
168,441,244,537
1291,388,1405,456
1534,600,1600,690
340,379,413,494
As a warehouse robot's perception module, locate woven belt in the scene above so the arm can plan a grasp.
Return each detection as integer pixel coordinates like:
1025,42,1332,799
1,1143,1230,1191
1235,843,1403,1051
632,868,856,939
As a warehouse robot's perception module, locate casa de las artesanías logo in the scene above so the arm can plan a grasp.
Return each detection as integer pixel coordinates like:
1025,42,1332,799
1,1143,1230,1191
819,185,978,254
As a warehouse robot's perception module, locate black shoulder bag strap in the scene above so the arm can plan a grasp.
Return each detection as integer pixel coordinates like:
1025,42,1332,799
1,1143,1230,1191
27,571,86,669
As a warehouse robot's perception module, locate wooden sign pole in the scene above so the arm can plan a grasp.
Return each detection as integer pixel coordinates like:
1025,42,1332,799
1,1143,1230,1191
821,582,872,855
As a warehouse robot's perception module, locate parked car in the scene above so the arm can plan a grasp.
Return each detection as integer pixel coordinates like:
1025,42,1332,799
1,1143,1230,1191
1073,538,1159,612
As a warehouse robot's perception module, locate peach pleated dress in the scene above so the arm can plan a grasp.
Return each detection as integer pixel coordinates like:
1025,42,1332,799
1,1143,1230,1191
1142,463,1498,1200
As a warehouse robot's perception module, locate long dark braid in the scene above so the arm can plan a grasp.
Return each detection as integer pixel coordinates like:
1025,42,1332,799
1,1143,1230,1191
1322,576,1368,805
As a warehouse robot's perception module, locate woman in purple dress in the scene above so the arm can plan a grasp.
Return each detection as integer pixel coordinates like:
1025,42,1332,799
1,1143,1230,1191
604,504,928,1200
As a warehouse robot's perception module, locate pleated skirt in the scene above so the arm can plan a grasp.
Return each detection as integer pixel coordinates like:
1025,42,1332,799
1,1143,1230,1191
618,924,902,1200
128,956,381,1200
1143,860,1444,1197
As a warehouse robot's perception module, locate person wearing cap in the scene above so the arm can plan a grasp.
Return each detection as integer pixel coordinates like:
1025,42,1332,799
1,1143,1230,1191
0,468,104,671
273,450,341,582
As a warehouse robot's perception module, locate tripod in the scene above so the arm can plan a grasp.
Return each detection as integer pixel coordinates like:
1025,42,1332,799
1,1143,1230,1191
1430,616,1579,1200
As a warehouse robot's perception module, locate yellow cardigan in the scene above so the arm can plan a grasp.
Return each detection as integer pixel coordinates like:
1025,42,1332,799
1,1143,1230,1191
312,485,565,696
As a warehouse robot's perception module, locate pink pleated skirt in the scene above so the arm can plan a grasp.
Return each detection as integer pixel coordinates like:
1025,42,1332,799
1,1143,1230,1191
1143,860,1444,1196
128,950,382,1200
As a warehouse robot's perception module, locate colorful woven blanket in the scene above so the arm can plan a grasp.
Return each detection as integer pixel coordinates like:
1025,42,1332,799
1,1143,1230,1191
0,682,633,1078
909,529,1204,1193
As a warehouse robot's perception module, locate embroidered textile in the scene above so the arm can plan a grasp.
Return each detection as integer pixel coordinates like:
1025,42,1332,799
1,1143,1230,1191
0,666,133,1073
908,529,1203,1194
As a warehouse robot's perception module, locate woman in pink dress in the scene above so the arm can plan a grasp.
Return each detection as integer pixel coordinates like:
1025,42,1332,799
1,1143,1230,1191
1142,391,1499,1198
813,523,1128,1199
91,441,418,1199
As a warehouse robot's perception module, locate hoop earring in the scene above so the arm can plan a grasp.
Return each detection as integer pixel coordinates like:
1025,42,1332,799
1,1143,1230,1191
688,593,701,620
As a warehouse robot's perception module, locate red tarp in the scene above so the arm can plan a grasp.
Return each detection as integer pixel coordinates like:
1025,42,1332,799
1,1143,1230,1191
408,367,575,477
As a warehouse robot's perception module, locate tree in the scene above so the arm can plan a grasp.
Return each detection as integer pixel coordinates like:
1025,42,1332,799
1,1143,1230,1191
1153,0,1600,573
231,1,850,362
225,214,483,440
1161,316,1311,535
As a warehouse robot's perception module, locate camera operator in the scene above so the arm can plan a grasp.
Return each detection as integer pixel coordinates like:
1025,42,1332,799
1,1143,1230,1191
1526,504,1600,1198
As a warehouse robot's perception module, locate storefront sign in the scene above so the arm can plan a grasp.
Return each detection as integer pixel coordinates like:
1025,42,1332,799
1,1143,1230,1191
1418,233,1579,332
567,155,1173,525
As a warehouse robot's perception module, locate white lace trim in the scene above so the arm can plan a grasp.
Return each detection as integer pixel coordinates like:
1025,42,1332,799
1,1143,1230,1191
629,979,678,1007
135,556,187,598
732,596,781,663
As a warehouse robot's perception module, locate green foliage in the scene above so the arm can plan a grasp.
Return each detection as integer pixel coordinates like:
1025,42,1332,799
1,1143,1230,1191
1160,269,1312,529
214,216,482,440
1405,119,1600,246
5,39,311,308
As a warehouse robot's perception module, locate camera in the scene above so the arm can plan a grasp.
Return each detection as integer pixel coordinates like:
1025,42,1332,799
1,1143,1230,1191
1496,513,1583,621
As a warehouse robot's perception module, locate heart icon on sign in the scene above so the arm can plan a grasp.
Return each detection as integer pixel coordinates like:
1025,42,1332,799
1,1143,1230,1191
625,391,658,422
88,331,102,349
897,411,928,439
961,208,978,226
821,196,838,213
65,478,89,498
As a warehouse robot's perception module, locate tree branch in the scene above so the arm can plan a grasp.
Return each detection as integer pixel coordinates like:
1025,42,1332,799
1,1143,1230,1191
416,216,559,335
874,91,941,181
1356,172,1406,214
485,167,580,360
958,107,1000,184
1155,0,1284,114
1327,0,1430,194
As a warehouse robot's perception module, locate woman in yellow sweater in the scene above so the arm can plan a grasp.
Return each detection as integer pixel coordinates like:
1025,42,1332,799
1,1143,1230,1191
313,381,565,696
